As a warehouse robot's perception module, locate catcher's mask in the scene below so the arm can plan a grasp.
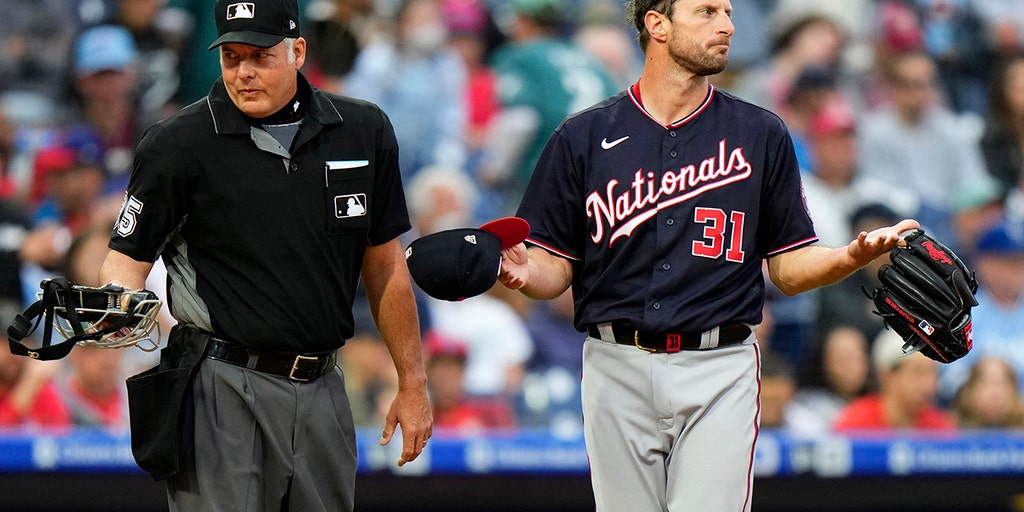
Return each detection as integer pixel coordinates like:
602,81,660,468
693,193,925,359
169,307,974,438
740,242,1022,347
6,277,162,360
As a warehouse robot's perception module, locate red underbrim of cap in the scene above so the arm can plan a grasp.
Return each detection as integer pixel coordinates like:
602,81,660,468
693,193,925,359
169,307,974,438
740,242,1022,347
479,217,530,250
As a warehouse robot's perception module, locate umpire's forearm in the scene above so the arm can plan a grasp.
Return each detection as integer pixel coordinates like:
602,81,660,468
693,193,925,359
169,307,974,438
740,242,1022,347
361,240,426,387
99,249,155,290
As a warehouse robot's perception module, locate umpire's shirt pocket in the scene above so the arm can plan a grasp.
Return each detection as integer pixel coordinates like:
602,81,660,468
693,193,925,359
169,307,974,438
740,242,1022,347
325,159,371,235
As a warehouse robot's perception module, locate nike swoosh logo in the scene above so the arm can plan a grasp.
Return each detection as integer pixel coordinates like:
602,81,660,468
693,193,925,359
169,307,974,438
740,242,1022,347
601,136,630,150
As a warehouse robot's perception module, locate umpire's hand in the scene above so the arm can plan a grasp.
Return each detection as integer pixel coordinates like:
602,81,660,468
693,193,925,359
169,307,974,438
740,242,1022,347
380,384,433,466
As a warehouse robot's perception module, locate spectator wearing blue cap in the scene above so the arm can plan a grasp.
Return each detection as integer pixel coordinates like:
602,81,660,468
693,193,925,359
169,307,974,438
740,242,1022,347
96,0,193,127
75,24,140,76
939,218,1024,403
67,24,144,196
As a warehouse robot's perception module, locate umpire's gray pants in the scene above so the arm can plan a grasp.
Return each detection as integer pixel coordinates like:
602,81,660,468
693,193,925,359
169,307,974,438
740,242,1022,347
167,357,357,512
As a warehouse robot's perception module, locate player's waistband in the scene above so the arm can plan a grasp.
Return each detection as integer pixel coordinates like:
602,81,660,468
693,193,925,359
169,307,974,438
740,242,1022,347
586,322,752,353
205,336,337,382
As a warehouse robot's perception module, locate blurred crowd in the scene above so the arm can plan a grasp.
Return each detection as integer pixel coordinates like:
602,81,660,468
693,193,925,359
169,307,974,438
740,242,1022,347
2,0,1024,440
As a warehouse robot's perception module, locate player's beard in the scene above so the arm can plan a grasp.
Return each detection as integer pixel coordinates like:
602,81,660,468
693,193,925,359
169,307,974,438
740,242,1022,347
668,34,729,76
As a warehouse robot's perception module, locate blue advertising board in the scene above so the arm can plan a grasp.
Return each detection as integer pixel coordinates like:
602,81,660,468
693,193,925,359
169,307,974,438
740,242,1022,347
3,428,1024,478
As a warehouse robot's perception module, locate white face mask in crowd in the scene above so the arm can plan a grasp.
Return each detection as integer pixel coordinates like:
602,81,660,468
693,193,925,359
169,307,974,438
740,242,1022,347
404,22,447,55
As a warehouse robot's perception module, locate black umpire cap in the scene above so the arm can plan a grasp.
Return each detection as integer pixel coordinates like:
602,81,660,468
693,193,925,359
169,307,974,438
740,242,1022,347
208,0,301,50
406,217,530,302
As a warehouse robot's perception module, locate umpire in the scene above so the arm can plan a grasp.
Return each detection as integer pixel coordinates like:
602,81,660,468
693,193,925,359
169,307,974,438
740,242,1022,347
98,0,432,510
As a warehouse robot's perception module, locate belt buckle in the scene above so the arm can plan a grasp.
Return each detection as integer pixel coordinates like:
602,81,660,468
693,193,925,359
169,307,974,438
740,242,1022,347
289,354,319,382
633,331,656,353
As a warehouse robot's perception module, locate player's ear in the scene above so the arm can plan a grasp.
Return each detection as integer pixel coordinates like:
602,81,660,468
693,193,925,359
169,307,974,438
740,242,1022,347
645,11,669,43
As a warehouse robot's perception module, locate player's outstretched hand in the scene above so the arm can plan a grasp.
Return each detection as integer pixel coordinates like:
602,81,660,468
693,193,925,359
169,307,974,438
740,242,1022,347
847,218,920,267
498,243,529,290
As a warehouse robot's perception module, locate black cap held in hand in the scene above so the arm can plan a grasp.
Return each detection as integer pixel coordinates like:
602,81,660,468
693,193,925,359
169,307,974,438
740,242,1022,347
209,0,300,50
405,217,530,302
406,229,501,302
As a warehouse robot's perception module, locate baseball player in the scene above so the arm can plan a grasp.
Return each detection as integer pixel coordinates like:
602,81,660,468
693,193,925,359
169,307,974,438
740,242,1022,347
98,0,431,510
497,0,917,510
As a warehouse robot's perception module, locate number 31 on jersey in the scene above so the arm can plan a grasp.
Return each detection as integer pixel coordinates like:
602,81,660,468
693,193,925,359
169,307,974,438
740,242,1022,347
692,207,746,263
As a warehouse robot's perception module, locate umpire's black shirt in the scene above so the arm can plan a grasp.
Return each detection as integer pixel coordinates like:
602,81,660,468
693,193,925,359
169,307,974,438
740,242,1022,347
109,74,411,353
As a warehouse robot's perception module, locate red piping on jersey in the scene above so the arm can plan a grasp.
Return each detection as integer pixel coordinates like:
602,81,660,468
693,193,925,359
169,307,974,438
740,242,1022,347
524,237,581,261
745,344,762,512
766,236,819,256
628,81,715,128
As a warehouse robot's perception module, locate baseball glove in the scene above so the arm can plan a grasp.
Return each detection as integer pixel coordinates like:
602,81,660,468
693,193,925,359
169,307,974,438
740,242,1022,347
7,277,163,360
868,229,978,363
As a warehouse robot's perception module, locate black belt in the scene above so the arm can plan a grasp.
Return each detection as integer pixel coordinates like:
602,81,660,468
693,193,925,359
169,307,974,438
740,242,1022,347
586,322,751,353
205,337,337,382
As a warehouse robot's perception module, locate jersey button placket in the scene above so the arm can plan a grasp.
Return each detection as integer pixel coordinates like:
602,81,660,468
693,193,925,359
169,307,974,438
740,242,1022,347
647,130,679,322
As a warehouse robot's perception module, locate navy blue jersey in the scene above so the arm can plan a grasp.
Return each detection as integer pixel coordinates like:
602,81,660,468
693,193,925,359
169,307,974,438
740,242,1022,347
516,83,818,333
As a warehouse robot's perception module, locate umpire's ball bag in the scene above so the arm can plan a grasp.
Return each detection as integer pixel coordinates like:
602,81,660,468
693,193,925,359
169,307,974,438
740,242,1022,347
126,324,208,481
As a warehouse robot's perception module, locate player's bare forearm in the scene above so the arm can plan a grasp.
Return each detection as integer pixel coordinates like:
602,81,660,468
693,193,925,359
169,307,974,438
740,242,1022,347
499,244,572,300
767,219,919,295
98,249,154,290
767,245,858,295
361,239,432,466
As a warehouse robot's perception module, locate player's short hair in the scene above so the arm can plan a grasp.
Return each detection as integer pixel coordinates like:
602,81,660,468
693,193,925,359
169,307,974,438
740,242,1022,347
625,0,675,51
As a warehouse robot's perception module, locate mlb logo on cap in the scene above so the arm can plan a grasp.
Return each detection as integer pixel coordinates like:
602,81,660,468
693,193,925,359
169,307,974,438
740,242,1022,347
227,3,256,19
406,217,529,302
209,0,300,50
